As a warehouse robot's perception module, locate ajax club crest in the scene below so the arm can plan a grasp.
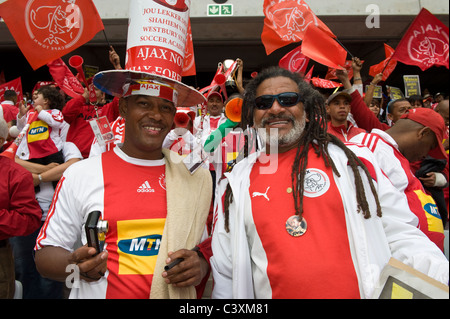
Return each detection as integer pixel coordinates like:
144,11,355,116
24,0,84,51
406,23,449,69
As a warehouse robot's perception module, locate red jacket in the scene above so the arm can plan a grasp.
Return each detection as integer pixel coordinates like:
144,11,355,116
62,96,119,158
327,121,366,142
349,90,390,132
0,157,42,240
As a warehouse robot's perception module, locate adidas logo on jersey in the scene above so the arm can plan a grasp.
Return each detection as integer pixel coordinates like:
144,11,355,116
137,181,155,193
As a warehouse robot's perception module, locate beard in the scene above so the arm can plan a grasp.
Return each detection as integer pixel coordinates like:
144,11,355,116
255,113,306,149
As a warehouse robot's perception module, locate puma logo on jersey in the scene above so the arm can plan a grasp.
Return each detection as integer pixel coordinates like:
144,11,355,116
252,186,270,201
137,181,155,193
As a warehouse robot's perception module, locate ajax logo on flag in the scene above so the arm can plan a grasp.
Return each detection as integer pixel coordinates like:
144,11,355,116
25,0,84,51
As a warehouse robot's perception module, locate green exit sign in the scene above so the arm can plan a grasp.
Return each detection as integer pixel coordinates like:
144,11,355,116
207,4,233,16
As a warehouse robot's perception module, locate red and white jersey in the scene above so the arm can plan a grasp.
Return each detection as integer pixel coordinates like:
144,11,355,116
17,109,65,159
36,147,168,298
211,142,449,299
247,146,360,298
36,142,83,221
0,100,18,123
350,129,445,251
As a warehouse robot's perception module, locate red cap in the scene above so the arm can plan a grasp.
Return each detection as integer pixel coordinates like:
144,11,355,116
207,90,223,102
400,108,448,160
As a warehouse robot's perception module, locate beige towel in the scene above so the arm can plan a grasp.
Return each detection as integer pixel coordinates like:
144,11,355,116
149,149,212,298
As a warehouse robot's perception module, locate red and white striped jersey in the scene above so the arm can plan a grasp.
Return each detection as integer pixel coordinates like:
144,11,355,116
351,129,444,251
36,147,167,298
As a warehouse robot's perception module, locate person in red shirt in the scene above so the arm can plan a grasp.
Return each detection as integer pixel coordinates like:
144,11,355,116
35,69,212,299
326,91,366,142
0,118,42,299
62,47,122,158
62,84,119,158
210,66,449,299
0,90,19,127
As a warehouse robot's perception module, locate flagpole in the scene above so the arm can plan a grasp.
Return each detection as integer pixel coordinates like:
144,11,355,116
381,54,395,74
334,38,353,59
102,30,111,48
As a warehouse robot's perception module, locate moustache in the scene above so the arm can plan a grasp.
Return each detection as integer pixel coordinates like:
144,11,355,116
260,114,296,127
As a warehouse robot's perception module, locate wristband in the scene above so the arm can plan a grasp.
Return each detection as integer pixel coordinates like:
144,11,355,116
353,77,362,81
38,174,43,182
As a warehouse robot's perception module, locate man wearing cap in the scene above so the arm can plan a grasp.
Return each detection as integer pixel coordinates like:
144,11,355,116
34,71,212,299
194,90,227,141
350,107,447,251
193,90,227,194
326,91,366,142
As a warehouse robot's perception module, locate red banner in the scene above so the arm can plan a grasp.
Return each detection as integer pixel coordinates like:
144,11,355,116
182,19,196,77
311,77,343,89
279,45,310,74
0,77,23,104
369,43,397,81
392,8,449,71
304,65,314,84
301,25,347,69
0,0,104,70
47,58,85,98
261,0,335,55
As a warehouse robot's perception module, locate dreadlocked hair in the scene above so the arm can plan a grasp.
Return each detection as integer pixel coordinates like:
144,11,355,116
222,66,382,232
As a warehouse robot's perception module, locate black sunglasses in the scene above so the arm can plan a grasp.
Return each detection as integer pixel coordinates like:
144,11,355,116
254,92,303,110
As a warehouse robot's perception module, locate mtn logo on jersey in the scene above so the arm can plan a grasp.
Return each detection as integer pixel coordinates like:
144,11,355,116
137,181,155,193
28,120,49,143
29,126,48,135
118,234,161,257
117,218,165,275
414,190,444,233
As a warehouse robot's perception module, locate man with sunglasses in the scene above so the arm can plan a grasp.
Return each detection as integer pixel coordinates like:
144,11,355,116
210,66,448,299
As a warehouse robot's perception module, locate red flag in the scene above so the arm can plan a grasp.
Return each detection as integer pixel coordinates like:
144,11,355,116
279,45,310,74
301,25,347,69
311,77,343,89
369,44,397,81
325,60,355,80
182,19,196,77
0,0,104,70
261,0,335,55
47,58,85,98
0,77,23,104
392,8,449,71
304,65,314,83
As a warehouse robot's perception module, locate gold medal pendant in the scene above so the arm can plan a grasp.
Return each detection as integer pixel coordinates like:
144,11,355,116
285,215,307,237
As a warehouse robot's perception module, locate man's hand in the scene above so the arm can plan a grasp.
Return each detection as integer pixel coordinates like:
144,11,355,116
68,245,108,282
109,46,122,70
352,57,363,72
336,69,352,89
419,172,438,188
162,248,209,287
